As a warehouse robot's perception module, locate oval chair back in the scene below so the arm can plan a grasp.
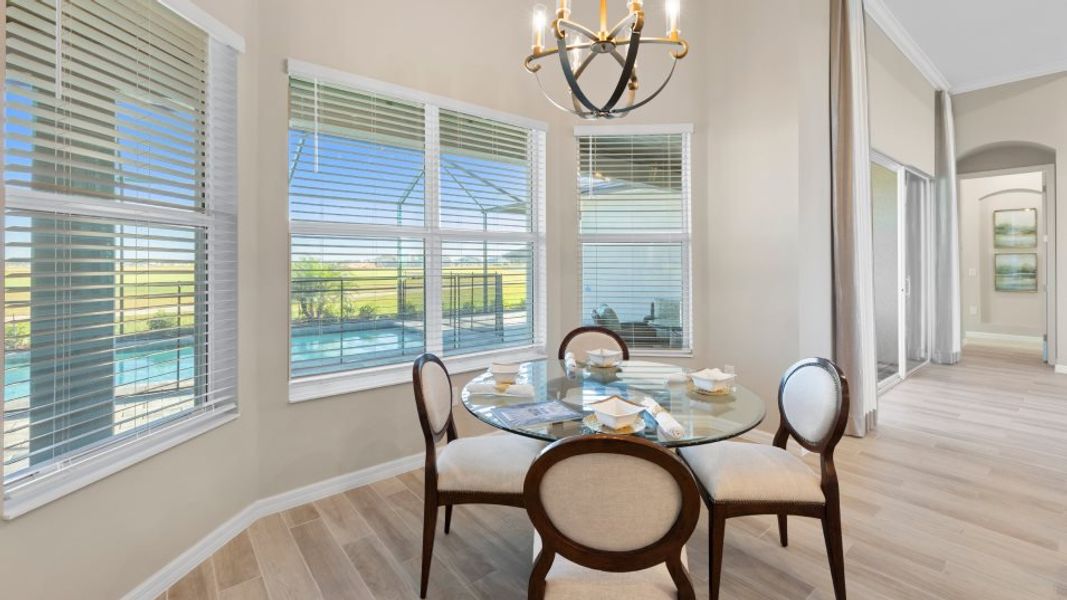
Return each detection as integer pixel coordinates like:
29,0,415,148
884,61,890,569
412,353,456,461
524,435,699,600
557,326,630,362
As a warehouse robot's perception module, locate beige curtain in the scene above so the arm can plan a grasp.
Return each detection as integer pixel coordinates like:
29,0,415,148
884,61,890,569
830,0,878,436
932,91,962,364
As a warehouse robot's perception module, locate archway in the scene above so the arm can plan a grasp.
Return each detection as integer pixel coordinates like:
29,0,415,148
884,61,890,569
957,142,1057,365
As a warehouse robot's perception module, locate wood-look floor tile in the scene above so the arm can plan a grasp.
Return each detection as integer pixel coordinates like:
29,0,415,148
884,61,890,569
314,493,373,547
212,531,260,591
290,518,374,599
281,503,320,528
247,514,323,600
218,577,270,600
168,560,217,600
343,535,414,600
344,486,420,563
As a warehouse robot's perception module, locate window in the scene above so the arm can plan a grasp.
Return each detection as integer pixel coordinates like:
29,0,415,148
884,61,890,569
2,0,240,515
577,127,692,353
287,64,546,398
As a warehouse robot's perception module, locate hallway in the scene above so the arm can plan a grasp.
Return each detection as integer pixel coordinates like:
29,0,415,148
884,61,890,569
165,344,1067,599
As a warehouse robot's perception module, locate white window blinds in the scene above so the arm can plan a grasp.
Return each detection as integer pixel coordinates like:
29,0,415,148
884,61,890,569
578,131,691,352
3,0,239,505
288,71,545,384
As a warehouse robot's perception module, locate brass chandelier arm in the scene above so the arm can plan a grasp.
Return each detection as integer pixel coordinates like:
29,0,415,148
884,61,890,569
606,12,638,40
554,18,599,42
556,34,603,115
600,28,642,112
524,35,688,69
606,59,678,115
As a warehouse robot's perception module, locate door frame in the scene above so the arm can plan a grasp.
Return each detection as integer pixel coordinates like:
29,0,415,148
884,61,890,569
957,164,1056,365
871,151,934,392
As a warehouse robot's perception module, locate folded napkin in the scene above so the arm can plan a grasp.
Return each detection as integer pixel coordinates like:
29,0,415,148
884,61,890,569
640,398,684,440
664,372,688,384
563,352,578,370
466,383,536,397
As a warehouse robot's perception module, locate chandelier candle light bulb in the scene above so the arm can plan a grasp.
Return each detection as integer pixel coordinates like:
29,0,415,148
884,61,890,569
532,5,547,51
666,0,680,37
523,0,689,118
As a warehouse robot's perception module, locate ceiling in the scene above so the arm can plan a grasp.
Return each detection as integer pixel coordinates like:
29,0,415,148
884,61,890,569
873,0,1067,94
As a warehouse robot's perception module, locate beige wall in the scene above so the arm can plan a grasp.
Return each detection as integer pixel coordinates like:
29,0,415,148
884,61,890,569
865,16,936,174
0,1,833,597
954,73,1067,364
960,172,1046,337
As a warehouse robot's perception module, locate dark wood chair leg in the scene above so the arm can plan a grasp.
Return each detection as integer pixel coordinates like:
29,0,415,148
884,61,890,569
709,505,726,600
822,506,846,600
777,514,789,547
420,495,438,598
444,504,453,534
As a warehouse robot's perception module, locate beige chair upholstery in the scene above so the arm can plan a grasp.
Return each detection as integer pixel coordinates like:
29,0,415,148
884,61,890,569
538,453,683,551
679,442,824,504
437,434,546,494
418,359,452,433
562,331,626,363
525,436,699,599
532,534,687,599
781,363,842,446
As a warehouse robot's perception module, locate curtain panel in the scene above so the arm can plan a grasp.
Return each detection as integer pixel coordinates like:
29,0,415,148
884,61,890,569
933,91,963,365
830,0,878,436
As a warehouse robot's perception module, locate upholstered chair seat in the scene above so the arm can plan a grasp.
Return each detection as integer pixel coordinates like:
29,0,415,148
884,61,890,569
437,434,546,494
412,354,547,598
679,442,824,504
524,435,701,600
532,534,687,599
678,358,851,600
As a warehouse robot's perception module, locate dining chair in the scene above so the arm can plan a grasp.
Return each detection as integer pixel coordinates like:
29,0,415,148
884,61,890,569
678,357,850,600
557,325,630,362
524,434,701,599
412,353,547,598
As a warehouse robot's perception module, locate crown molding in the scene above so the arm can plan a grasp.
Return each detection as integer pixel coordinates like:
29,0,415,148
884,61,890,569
864,0,951,91
952,59,1067,95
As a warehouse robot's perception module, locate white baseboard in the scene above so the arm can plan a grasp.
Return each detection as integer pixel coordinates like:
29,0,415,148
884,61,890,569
1055,364,1067,375
964,331,1044,349
122,451,423,600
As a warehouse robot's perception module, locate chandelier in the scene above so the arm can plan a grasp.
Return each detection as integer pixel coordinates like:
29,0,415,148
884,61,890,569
524,0,689,119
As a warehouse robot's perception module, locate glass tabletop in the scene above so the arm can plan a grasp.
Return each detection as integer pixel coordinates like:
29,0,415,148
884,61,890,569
460,359,765,448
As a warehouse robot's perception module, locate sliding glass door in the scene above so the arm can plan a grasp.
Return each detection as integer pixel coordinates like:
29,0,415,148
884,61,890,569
904,171,930,373
871,162,901,383
871,156,932,388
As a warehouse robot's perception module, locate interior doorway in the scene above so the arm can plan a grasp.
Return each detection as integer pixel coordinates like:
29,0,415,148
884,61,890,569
871,153,933,390
958,165,1056,364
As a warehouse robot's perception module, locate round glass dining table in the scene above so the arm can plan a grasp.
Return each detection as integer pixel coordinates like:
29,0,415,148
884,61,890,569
460,359,765,448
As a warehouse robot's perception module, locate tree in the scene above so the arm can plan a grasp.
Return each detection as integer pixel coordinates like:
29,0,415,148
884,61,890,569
292,258,343,322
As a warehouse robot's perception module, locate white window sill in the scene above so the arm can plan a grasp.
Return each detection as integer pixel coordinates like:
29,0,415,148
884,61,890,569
630,348,694,359
2,409,238,520
289,346,549,403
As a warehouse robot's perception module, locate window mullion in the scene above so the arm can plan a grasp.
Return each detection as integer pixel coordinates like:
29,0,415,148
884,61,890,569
424,105,444,355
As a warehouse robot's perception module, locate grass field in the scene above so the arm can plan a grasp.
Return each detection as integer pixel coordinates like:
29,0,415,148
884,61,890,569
3,262,530,337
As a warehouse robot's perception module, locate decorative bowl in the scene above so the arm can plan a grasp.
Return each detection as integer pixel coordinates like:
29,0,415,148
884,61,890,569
586,348,623,367
489,363,521,385
689,368,736,393
589,396,646,430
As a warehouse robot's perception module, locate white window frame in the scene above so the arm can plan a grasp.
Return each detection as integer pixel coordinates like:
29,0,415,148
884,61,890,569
286,61,548,402
574,124,694,357
1,6,244,519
